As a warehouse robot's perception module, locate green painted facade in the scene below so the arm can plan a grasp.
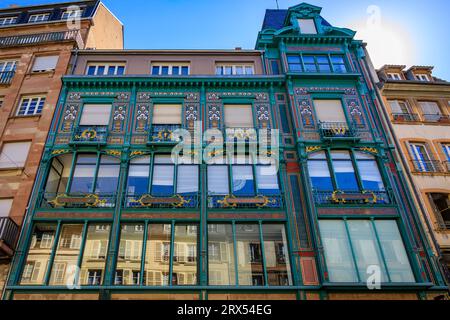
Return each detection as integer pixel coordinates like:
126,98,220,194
3,3,448,300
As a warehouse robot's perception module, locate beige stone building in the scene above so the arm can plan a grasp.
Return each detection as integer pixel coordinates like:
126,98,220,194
377,65,450,285
0,0,123,292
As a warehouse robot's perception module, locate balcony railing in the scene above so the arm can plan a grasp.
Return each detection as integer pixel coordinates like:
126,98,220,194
411,160,445,173
319,122,358,140
41,192,116,209
444,161,450,172
124,193,199,209
208,194,284,209
391,113,420,122
225,127,259,143
70,126,108,145
148,124,182,144
0,30,83,48
0,71,15,85
422,114,450,123
313,190,391,205
0,217,19,253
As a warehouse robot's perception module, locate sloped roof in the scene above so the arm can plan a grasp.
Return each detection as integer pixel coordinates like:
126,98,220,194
261,9,331,30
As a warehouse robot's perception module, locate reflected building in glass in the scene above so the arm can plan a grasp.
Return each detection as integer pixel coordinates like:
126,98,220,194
3,2,449,300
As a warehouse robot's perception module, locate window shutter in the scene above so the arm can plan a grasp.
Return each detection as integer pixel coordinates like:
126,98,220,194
155,242,162,262
31,262,41,282
388,100,402,113
419,102,441,114
79,104,112,126
0,141,31,169
314,100,346,123
224,105,253,128
0,198,13,217
152,104,182,124
32,56,59,72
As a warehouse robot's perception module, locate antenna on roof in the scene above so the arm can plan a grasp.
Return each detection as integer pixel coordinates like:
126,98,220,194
275,0,279,9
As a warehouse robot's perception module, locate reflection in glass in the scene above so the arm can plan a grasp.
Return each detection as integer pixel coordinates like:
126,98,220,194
262,224,292,286
331,151,359,191
144,224,172,286
79,224,111,286
115,224,144,285
95,155,120,194
319,220,358,282
236,224,264,286
208,224,236,285
347,220,388,282
20,224,57,285
374,220,415,283
70,154,97,193
49,224,83,286
173,224,197,285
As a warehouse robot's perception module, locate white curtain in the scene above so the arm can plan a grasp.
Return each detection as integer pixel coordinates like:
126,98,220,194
79,104,112,126
177,165,199,193
0,141,31,168
152,104,182,124
224,105,253,128
314,99,346,122
32,55,59,72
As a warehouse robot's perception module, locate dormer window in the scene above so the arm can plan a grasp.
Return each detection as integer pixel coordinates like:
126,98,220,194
387,73,402,80
61,9,83,20
29,13,50,23
297,19,317,34
0,16,18,26
415,74,430,82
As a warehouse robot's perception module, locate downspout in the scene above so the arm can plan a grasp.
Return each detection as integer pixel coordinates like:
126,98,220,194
361,50,448,288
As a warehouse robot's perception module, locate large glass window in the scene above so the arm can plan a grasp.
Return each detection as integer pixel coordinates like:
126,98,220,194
126,156,150,195
172,224,198,285
355,152,385,191
307,151,333,191
152,155,175,196
319,219,415,283
232,157,255,196
115,224,144,285
331,151,359,191
144,224,172,286
20,224,57,285
287,54,347,73
209,223,292,286
207,165,229,195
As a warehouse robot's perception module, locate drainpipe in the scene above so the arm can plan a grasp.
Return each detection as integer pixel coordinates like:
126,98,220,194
361,51,448,288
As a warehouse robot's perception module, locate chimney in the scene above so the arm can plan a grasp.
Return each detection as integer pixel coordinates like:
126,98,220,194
235,47,242,51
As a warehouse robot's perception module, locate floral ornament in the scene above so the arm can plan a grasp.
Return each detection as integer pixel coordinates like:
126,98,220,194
68,93,81,100
114,106,126,121
208,93,220,101
136,105,149,121
348,101,364,126
208,105,220,121
255,93,268,101
186,93,198,101
256,105,269,121
138,93,151,100
117,93,129,100
186,105,198,121
299,100,314,127
64,105,78,121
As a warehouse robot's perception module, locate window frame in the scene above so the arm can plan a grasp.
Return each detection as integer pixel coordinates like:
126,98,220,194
16,95,46,116
150,63,190,76
215,64,255,76
286,53,348,73
85,63,126,76
28,13,51,23
0,16,18,26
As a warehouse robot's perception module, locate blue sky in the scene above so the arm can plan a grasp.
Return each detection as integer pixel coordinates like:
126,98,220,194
3,0,450,80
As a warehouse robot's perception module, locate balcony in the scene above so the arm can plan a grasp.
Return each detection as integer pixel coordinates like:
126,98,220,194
70,126,108,145
0,30,84,48
0,71,15,85
0,217,19,257
124,193,199,209
411,160,445,173
319,122,359,141
41,192,116,209
208,194,284,209
422,114,450,123
391,113,420,122
148,124,182,144
313,190,391,205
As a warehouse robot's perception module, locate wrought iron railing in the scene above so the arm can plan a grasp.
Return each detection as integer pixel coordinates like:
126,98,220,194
41,192,116,209
71,126,108,144
0,71,15,85
0,30,83,48
411,160,445,173
124,193,199,209
422,114,450,123
391,113,420,122
0,217,19,251
208,194,284,209
319,122,358,139
149,124,182,143
312,190,391,205
444,161,450,172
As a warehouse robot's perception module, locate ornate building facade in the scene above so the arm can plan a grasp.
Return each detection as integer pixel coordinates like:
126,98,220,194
0,0,123,293
376,64,450,285
2,3,448,300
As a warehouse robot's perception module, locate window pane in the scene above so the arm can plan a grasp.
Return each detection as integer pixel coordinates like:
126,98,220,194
95,156,120,194
79,104,112,126
224,104,253,128
287,56,301,63
208,224,236,285
70,155,96,193
319,220,358,282
298,18,317,34
374,221,415,283
314,99,347,123
208,165,229,195
172,66,179,75
256,165,280,194
181,66,189,75
49,224,84,286
262,224,292,286
308,158,333,191
79,224,111,286
0,141,31,169
144,224,171,286
151,66,159,75
152,104,182,124
236,224,264,286
347,220,388,283
177,165,198,194
152,164,174,196
161,66,169,75
127,157,150,195
117,66,125,75
232,165,255,196
115,224,144,286
173,224,198,285
331,151,359,191
356,157,385,191
20,224,57,285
